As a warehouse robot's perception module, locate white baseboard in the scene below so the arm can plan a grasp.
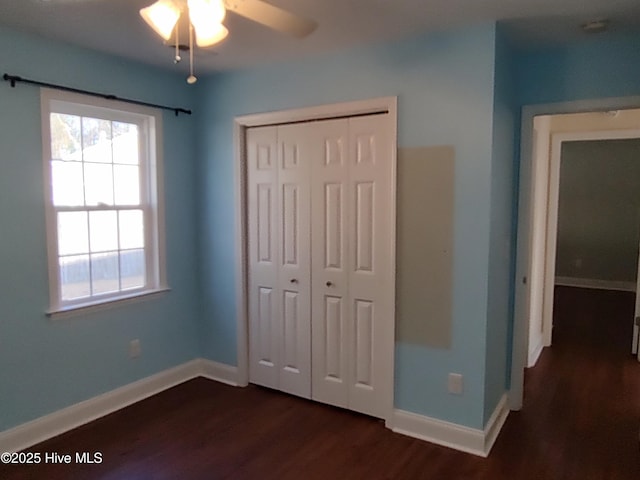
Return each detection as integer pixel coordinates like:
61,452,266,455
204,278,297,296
527,339,544,368
391,410,485,456
390,394,509,457
200,359,240,386
483,394,509,455
555,276,636,292
0,358,239,454
1,359,511,458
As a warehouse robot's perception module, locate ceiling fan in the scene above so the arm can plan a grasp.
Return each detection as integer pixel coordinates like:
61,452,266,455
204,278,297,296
140,0,318,83
40,0,318,83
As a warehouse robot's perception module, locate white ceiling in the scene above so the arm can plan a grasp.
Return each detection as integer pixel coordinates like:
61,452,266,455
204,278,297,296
0,0,639,74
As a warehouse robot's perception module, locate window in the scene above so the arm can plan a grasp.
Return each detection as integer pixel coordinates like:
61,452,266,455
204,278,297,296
41,89,166,315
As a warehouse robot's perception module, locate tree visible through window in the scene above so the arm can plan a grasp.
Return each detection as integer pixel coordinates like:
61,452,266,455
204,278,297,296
42,89,166,314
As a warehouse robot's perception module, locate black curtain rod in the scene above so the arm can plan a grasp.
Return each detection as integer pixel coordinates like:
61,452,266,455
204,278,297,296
3,73,192,116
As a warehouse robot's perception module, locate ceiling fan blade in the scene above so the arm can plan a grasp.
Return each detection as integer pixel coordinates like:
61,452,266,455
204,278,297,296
224,0,317,38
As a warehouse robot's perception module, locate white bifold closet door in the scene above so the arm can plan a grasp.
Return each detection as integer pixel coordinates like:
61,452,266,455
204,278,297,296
310,115,393,418
247,114,394,419
247,123,312,398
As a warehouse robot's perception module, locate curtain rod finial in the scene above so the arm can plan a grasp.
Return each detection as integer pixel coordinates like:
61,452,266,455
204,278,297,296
3,73,18,87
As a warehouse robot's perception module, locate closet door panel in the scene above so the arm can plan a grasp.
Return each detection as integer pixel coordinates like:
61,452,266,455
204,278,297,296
277,124,312,398
247,112,395,422
247,126,280,389
347,115,394,419
354,299,374,387
311,119,350,408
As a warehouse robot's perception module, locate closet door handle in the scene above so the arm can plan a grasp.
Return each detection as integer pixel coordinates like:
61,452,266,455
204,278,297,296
290,279,298,284
326,281,333,287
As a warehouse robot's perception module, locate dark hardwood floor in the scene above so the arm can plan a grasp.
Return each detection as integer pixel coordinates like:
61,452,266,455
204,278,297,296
2,286,639,479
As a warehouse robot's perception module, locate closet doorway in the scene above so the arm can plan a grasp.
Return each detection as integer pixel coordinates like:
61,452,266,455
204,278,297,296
233,97,398,422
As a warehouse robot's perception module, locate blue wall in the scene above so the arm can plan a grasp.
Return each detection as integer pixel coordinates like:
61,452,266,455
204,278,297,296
516,31,640,106
197,24,499,429
503,30,640,411
484,26,517,423
0,27,201,431
8,19,638,437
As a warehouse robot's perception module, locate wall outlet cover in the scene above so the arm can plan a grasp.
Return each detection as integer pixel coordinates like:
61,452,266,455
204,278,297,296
448,373,463,395
129,339,141,359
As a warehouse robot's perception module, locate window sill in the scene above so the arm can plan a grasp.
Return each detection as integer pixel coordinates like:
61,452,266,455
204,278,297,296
46,287,171,320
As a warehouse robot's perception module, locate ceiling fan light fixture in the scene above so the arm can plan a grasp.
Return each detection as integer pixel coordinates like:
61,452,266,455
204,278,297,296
581,19,610,34
140,0,181,41
139,0,316,85
195,23,229,47
188,0,228,47
188,0,226,23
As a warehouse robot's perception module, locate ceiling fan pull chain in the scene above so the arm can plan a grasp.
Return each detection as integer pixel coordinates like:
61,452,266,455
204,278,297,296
174,21,181,63
187,23,197,84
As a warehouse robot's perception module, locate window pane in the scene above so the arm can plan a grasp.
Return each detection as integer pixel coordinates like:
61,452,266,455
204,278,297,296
84,163,114,206
114,165,140,205
46,95,161,309
113,122,139,165
58,212,89,255
91,252,120,295
121,249,145,290
82,117,112,163
50,114,81,161
89,211,118,252
60,255,90,300
119,210,144,249
51,161,84,206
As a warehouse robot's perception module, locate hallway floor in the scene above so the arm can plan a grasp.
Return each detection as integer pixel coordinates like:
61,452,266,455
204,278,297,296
496,286,640,479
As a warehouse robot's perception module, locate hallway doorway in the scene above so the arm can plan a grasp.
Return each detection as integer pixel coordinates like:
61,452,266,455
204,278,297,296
511,102,640,410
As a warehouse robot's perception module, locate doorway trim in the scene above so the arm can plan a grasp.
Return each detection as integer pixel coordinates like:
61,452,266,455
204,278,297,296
232,96,398,421
510,96,640,411
541,128,640,353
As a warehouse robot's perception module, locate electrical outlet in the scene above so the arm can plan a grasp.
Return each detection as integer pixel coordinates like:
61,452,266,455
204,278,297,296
129,339,141,359
448,373,463,395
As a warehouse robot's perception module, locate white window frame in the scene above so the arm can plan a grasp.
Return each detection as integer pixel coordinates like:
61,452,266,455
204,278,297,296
41,88,168,318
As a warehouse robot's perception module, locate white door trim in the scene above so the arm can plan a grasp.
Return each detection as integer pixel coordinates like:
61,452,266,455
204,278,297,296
510,96,640,411
541,129,640,350
233,97,398,420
